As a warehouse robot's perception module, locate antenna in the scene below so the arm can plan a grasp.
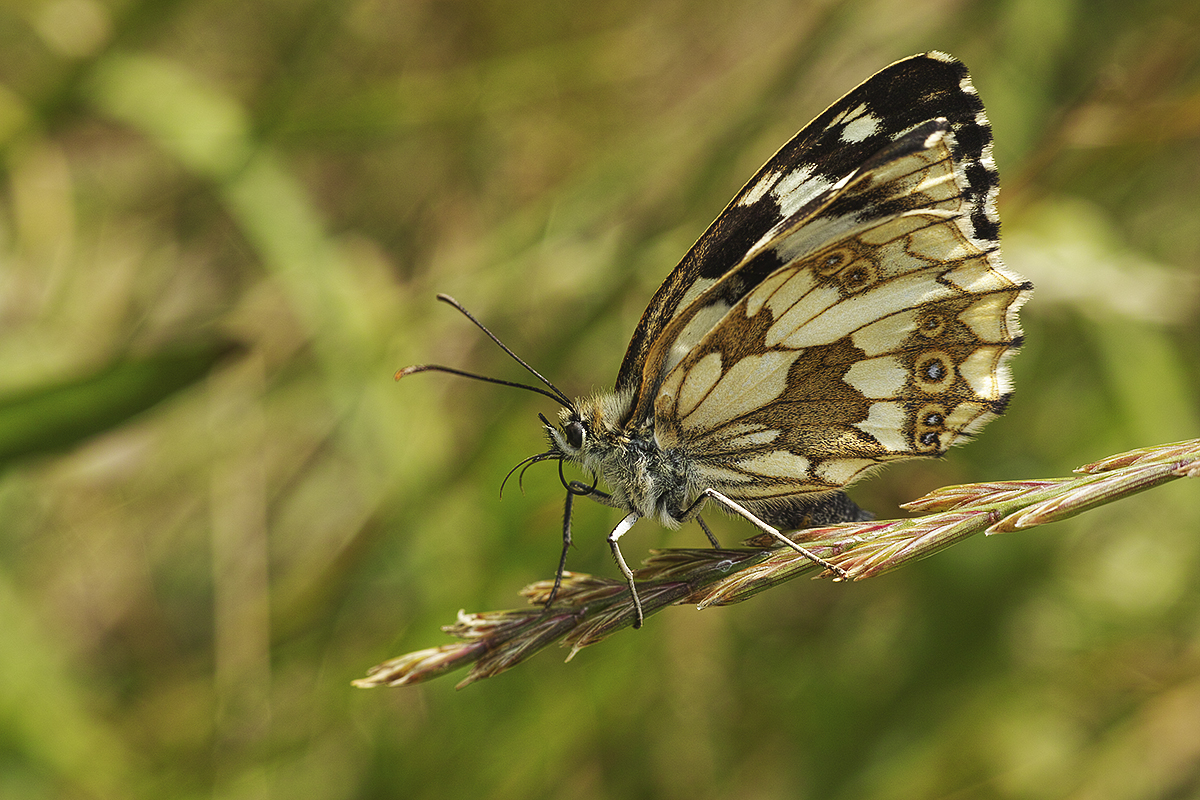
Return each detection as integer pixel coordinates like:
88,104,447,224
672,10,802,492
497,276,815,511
431,294,573,408
395,294,574,410
395,363,568,407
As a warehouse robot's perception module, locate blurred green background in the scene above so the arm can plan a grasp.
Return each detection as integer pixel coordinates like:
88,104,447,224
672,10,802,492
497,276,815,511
1,0,1199,798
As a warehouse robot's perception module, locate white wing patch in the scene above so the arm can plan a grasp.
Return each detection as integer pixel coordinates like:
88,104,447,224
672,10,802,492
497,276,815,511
852,308,919,357
959,346,1009,398
839,106,883,143
773,165,835,219
680,350,802,433
943,259,1013,294
855,402,911,452
723,427,781,447
830,101,885,144
678,351,723,417
814,458,876,486
844,356,908,398
735,451,811,479
957,293,1013,341
663,298,731,376
738,169,781,207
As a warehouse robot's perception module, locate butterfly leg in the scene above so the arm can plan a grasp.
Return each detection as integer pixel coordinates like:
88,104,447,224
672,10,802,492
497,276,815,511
696,516,721,548
573,484,613,504
607,512,645,628
544,487,578,612
545,481,617,611
701,489,848,580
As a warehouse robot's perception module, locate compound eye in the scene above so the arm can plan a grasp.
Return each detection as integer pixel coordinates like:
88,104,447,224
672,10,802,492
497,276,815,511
564,420,586,449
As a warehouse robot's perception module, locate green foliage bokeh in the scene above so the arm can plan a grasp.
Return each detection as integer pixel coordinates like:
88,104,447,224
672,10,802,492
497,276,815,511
0,1,1198,798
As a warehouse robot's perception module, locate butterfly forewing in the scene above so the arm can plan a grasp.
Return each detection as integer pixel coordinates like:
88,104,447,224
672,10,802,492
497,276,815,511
641,56,1028,518
615,52,1004,411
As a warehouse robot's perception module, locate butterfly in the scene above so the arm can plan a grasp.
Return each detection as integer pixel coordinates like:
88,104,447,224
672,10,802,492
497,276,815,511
401,52,1031,628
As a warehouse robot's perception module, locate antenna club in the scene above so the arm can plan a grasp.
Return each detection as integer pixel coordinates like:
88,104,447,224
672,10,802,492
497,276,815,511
394,365,429,381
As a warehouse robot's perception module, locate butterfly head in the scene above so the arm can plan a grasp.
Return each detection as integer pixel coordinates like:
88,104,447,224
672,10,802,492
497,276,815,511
538,389,646,493
540,407,592,465
544,388,635,452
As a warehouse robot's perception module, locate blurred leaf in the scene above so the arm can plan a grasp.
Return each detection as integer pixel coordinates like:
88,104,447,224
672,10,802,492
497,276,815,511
0,338,243,465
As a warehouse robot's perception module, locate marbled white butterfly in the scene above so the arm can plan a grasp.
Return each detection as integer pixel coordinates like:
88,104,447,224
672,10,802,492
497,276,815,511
402,52,1031,628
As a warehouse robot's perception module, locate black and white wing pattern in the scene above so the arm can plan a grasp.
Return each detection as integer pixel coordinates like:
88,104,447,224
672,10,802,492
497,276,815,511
398,51,1037,630
616,52,1030,520
402,51,1031,629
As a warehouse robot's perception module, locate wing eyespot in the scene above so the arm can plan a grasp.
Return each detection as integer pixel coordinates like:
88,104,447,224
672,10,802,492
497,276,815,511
914,403,949,453
810,245,878,294
838,260,879,293
917,310,947,338
818,250,850,273
914,352,955,392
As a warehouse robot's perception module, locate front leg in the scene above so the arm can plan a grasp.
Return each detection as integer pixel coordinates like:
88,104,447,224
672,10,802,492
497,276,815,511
607,512,644,628
551,483,649,627
546,481,618,611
